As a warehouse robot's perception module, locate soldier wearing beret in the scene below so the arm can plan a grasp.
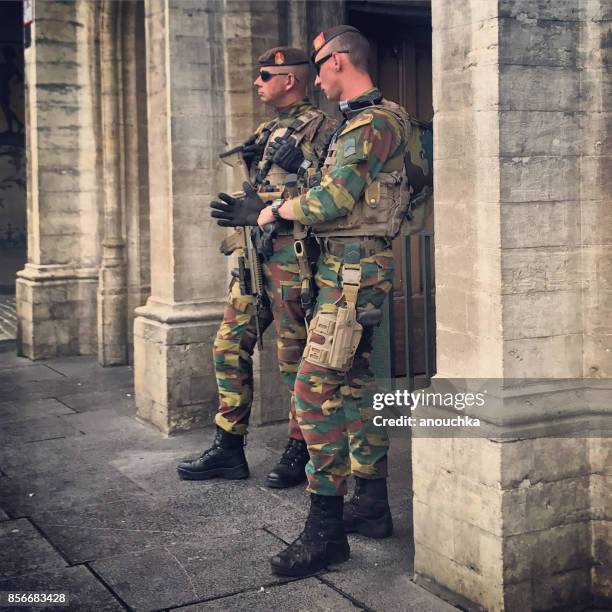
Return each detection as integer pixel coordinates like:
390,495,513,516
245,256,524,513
177,47,337,489
252,26,419,575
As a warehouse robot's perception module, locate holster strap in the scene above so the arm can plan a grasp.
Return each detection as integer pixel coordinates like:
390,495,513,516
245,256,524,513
341,263,361,306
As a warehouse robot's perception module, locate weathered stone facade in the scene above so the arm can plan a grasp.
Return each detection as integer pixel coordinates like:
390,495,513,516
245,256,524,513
15,0,612,609
413,1,612,609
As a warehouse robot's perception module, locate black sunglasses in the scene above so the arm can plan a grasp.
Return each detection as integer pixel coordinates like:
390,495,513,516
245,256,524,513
259,70,299,83
313,50,349,75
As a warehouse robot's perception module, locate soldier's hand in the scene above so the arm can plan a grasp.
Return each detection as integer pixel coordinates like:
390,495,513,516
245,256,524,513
210,182,266,227
267,137,305,173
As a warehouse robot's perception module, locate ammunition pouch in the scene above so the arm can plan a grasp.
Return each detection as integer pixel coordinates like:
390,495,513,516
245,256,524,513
220,230,244,256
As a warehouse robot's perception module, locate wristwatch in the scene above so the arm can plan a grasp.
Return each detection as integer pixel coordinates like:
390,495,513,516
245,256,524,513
271,198,283,222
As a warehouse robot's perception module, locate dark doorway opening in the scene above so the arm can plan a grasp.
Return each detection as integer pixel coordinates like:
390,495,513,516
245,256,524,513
0,1,25,344
348,0,435,384
0,1,25,292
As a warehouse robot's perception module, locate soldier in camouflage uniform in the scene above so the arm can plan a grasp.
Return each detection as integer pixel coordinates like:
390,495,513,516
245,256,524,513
253,26,429,576
177,47,337,489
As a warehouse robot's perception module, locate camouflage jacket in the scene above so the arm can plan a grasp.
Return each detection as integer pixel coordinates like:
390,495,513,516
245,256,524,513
250,98,337,188
288,90,406,227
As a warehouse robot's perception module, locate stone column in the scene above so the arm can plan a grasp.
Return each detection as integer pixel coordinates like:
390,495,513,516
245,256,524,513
133,0,229,433
97,1,128,365
122,1,151,364
17,1,100,359
581,1,612,604
416,1,612,609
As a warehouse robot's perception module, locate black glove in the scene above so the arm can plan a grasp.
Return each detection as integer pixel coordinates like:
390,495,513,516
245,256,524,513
267,137,305,173
210,182,266,227
241,135,264,169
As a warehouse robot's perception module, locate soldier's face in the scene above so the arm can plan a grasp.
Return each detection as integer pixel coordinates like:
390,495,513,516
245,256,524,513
254,68,292,105
313,48,341,101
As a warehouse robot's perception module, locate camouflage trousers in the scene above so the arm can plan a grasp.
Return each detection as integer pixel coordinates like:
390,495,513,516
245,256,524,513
294,245,394,496
213,236,306,440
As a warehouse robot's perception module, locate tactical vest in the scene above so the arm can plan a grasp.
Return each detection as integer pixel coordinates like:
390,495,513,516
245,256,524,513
251,107,326,236
251,107,325,190
313,99,427,239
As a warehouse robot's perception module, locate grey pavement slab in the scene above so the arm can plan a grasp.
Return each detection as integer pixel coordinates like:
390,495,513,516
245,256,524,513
54,388,136,414
0,435,94,478
59,410,147,436
32,489,302,565
91,530,289,611
0,348,32,370
0,518,67,579
0,508,9,521
0,378,89,403
321,572,459,612
0,463,149,515
39,355,134,381
0,364,66,385
175,578,362,611
0,398,76,425
32,505,238,565
0,414,84,446
0,565,125,611
0,417,207,480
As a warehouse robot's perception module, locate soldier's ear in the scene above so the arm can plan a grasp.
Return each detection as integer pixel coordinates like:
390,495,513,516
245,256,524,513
332,52,343,72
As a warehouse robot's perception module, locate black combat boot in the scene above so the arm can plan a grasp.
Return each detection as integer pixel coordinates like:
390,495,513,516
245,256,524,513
270,494,350,577
265,438,309,489
176,427,249,481
343,477,393,538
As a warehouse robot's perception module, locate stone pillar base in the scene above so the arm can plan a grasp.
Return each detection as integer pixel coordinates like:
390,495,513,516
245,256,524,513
16,264,98,359
134,299,288,435
97,262,128,366
413,385,612,611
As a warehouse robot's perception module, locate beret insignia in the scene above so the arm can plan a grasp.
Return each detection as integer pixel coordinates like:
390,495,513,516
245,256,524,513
274,50,285,65
313,32,326,53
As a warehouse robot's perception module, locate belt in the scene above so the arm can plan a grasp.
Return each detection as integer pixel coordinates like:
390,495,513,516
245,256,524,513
320,237,389,260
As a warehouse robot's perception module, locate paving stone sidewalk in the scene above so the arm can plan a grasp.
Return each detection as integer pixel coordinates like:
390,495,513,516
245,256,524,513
0,344,457,612
0,296,17,343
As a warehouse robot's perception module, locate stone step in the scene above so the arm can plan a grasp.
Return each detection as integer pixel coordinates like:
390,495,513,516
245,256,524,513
0,322,17,337
0,294,18,342
0,305,17,321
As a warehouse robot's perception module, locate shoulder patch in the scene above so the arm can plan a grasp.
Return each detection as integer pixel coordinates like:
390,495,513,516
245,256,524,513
293,108,326,133
339,112,374,137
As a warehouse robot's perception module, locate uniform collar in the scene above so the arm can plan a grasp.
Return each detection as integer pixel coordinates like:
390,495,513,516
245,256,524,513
277,98,312,119
339,88,383,118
